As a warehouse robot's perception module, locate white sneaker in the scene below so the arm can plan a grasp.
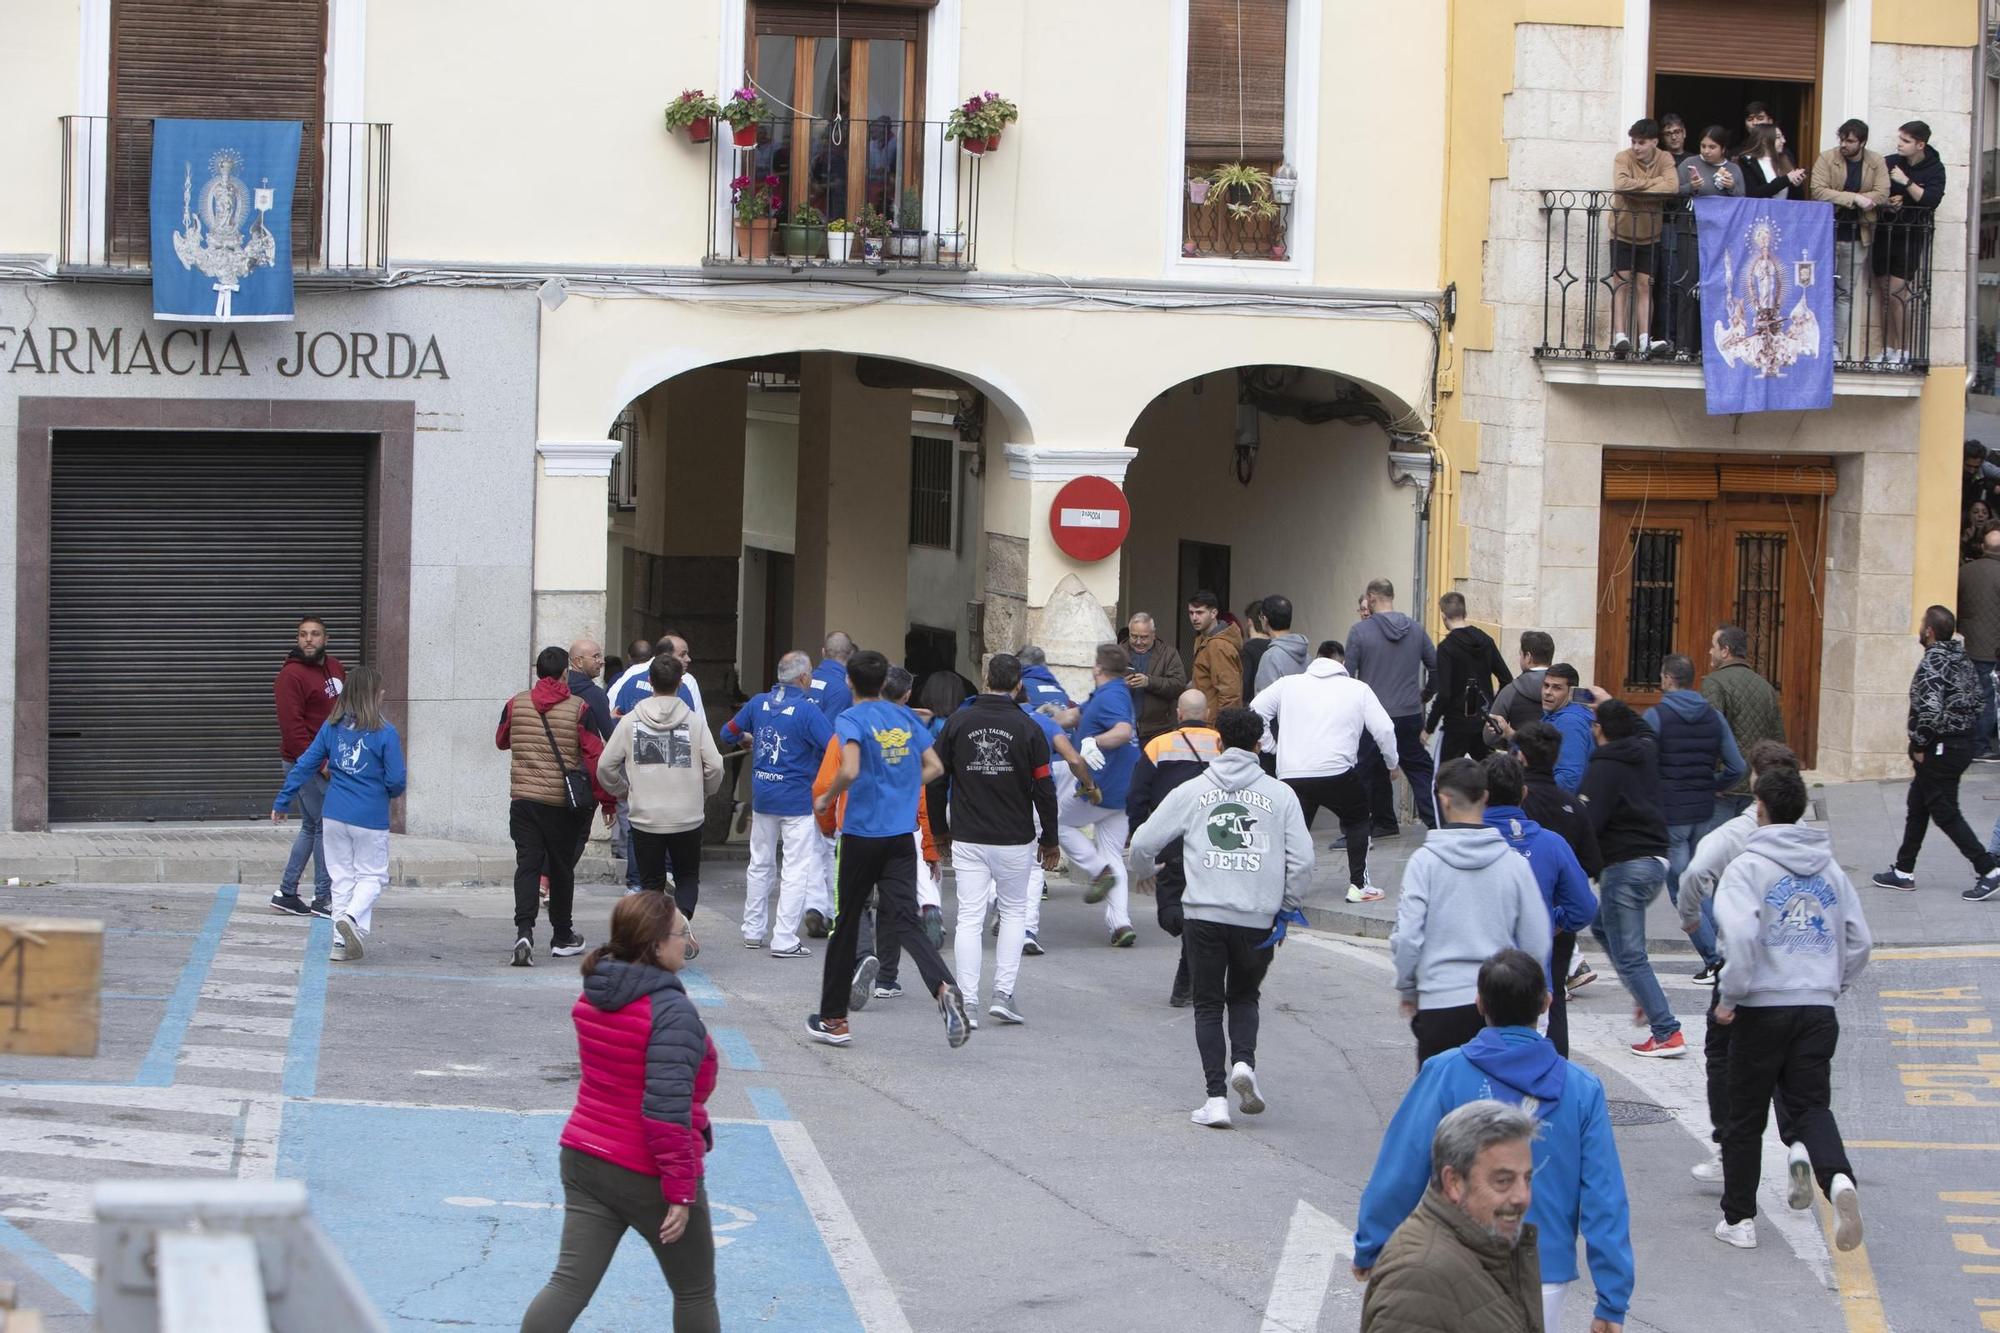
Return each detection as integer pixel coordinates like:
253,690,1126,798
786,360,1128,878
1786,1141,1813,1210
1229,1061,1265,1115
334,913,363,961
1714,1217,1757,1249
1830,1174,1863,1251
1191,1096,1232,1129
1345,883,1384,904
1691,1149,1724,1183
329,938,349,962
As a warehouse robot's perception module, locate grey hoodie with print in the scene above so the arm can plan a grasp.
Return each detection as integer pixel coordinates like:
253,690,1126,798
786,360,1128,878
1344,611,1436,718
1715,822,1872,1011
1127,748,1313,930
1390,824,1553,1009
598,692,725,834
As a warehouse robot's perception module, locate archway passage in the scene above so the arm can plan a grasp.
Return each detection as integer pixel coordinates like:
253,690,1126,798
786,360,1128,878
1121,366,1428,682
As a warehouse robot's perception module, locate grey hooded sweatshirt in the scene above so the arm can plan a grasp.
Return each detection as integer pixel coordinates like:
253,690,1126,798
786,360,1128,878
1254,632,1311,694
1126,747,1313,930
1344,611,1436,719
1391,824,1552,1009
598,692,725,834
1715,823,1872,1011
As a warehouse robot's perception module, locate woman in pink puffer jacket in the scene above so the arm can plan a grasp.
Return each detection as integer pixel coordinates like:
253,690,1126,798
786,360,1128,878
521,892,720,1332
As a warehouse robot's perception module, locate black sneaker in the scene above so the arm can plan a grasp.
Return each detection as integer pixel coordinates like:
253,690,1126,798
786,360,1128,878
920,904,945,950
308,900,333,919
1871,867,1916,892
1370,823,1401,839
1110,926,1137,948
937,984,971,1048
1169,982,1192,1008
1690,960,1723,985
269,892,312,917
803,909,829,939
1975,751,2000,764
1964,868,2000,903
806,1013,851,1046
511,935,534,967
550,930,585,957
849,955,880,1011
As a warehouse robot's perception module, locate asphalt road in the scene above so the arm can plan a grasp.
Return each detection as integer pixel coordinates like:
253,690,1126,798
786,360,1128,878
0,870,1991,1331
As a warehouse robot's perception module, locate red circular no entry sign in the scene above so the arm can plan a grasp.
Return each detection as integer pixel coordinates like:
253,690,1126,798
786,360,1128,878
1049,475,1131,562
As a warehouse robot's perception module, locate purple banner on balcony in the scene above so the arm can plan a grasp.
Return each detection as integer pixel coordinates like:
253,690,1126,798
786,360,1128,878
1695,195,1833,414
150,118,300,323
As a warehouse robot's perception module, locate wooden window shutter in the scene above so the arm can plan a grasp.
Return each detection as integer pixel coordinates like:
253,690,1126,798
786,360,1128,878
752,1,928,40
1718,462,1837,495
1602,460,1720,500
1186,0,1288,161
108,0,328,264
1650,0,1820,81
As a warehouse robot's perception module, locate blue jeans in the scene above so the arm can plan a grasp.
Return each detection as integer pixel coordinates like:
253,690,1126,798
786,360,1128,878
615,801,641,890
1592,857,1680,1041
1975,660,1998,753
278,761,331,903
1714,794,1752,821
1666,819,1721,969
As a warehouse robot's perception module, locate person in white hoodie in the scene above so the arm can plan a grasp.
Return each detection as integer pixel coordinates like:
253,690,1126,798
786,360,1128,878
1710,762,1872,1254
1390,757,1553,1069
1250,640,1399,903
598,654,725,940
1128,707,1315,1130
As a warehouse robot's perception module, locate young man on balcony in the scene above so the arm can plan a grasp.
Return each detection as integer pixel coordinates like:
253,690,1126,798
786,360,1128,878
1810,119,1889,362
1610,118,1680,362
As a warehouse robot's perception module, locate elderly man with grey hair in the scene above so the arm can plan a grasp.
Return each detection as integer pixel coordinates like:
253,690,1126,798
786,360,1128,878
1361,1100,1547,1333
721,650,836,954
1123,612,1188,743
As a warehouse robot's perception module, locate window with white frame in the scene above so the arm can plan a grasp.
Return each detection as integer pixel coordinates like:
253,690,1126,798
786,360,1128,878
1182,0,1295,261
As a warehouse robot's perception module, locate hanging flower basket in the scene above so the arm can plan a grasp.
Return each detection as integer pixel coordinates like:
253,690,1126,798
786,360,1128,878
984,131,1002,151
723,86,769,150
685,117,714,144
665,90,721,145
732,123,760,148
960,136,987,156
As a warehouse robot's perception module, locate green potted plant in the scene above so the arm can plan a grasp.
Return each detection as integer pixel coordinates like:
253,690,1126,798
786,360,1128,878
857,203,891,263
723,85,769,149
826,217,854,263
889,194,926,260
947,96,999,155
1208,162,1276,220
779,203,827,259
664,89,720,144
730,172,779,260
980,92,1018,151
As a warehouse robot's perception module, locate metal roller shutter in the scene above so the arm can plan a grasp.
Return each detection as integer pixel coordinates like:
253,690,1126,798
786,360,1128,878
48,432,371,822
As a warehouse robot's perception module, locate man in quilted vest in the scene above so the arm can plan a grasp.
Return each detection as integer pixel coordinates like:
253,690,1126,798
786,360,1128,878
1643,654,1745,983
498,645,614,967
1701,625,1785,820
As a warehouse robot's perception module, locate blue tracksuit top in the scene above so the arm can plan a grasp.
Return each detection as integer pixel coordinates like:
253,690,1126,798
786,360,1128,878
722,683,836,816
807,659,853,720
1544,701,1597,791
1353,1026,1635,1324
1483,804,1599,949
274,720,407,830
1019,664,1073,712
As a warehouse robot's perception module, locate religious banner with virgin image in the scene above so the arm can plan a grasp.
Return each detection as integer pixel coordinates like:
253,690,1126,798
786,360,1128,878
150,118,301,323
1695,194,1834,415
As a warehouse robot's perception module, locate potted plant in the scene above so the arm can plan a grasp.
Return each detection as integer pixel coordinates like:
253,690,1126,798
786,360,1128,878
826,217,854,263
857,203,891,263
936,224,966,261
980,92,1018,151
946,96,997,155
1271,162,1297,206
723,85,769,149
889,194,927,259
1207,162,1277,219
1186,173,1211,205
664,89,720,144
730,172,780,260
779,203,827,259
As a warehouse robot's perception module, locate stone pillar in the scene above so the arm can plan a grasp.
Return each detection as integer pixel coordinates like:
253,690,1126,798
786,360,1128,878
982,444,1136,697
533,439,623,651
794,353,912,657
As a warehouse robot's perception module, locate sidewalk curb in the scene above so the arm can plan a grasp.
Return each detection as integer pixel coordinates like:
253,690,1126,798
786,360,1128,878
1298,901,1702,956
1,843,751,890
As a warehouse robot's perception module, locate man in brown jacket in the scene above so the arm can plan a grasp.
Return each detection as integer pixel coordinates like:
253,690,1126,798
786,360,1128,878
1958,525,2000,759
1609,118,1679,361
1360,1099,1550,1333
1810,119,1891,358
1122,612,1187,743
497,644,613,967
1186,590,1243,717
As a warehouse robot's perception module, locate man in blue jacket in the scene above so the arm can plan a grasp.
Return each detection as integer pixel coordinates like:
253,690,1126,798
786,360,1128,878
807,631,856,720
1539,662,1598,790
1354,949,1634,1333
1482,753,1597,1057
1642,653,1745,982
1017,644,1074,713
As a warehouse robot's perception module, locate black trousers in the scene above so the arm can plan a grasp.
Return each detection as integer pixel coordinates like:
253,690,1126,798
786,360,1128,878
630,826,705,920
1548,931,1575,1059
817,834,954,1020
512,799,589,937
1184,918,1274,1098
1363,713,1438,830
1896,737,1997,875
1722,1005,1853,1224
1438,714,1491,764
1704,984,1800,1147
1411,1002,1486,1070
1287,772,1372,887
1156,855,1189,999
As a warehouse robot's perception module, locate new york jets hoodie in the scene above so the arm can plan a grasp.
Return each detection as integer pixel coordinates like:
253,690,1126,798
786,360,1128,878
1126,748,1313,930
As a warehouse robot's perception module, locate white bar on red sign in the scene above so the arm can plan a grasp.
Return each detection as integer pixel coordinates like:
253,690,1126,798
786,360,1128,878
1058,508,1120,529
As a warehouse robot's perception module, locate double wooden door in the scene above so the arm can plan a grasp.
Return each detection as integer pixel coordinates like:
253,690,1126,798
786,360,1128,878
1594,451,1830,766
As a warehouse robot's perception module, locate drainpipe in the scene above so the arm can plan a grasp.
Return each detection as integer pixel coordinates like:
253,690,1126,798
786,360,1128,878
1388,446,1435,620
1972,24,1988,387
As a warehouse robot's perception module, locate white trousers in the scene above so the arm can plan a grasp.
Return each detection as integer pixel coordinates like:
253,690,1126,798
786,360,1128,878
323,818,389,936
1057,794,1131,932
953,840,1034,1005
912,831,941,909
742,811,821,950
1541,1281,1569,1330
810,834,837,917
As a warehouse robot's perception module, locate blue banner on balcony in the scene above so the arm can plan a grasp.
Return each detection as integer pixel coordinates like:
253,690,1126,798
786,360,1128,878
1695,195,1833,414
150,118,300,323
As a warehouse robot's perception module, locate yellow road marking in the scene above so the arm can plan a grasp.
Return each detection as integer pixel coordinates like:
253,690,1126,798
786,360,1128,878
1849,1141,2000,1151
1816,1193,1890,1333
1872,947,2000,961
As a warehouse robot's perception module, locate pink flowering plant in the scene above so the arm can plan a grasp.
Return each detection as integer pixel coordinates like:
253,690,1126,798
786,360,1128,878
730,173,782,224
946,91,1017,143
663,89,720,131
723,85,770,131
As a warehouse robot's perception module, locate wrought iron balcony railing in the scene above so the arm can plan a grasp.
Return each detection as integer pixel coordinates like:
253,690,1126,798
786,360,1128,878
59,115,391,273
1536,189,1936,373
704,117,979,272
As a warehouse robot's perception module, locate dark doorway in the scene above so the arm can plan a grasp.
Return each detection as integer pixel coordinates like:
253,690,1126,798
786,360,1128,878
1653,75,1815,159
1175,539,1231,668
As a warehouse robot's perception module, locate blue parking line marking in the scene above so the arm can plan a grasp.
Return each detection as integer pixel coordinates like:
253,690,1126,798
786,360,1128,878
681,966,725,1007
135,886,237,1086
0,1214,93,1313
282,917,334,1098
711,1027,762,1071
747,1086,793,1121
281,1102,860,1330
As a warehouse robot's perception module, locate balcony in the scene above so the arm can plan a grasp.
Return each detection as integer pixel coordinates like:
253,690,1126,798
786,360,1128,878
1180,162,1296,261
58,115,391,273
702,117,980,272
1534,190,1936,388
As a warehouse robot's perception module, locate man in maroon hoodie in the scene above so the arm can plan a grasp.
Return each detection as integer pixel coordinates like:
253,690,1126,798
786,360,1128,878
271,616,347,917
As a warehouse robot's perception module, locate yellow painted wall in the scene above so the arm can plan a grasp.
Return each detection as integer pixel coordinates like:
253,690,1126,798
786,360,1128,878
1872,0,1978,46
0,6,79,257
1914,370,1968,626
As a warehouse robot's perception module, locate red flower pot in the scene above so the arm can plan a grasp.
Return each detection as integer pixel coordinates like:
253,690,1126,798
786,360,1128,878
732,122,759,148
984,131,1002,151
686,116,713,143
960,136,986,156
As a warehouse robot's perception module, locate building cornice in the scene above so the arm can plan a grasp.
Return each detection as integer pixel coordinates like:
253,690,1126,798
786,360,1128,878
1003,444,1138,483
537,439,623,477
